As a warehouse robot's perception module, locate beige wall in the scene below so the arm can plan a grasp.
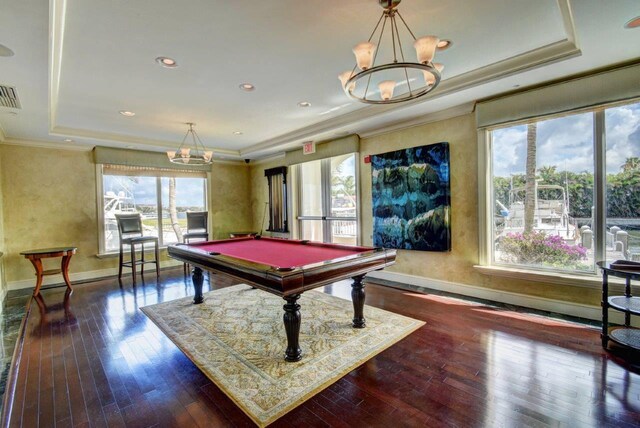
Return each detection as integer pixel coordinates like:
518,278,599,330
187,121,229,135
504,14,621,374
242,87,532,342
248,115,600,307
0,145,115,283
0,145,254,286
0,146,7,302
209,162,253,238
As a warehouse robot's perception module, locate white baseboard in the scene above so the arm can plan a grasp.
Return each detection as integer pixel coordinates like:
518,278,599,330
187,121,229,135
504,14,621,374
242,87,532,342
367,270,619,324
7,259,183,291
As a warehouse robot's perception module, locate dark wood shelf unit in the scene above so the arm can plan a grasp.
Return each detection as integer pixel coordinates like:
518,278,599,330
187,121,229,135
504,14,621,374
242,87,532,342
598,261,640,352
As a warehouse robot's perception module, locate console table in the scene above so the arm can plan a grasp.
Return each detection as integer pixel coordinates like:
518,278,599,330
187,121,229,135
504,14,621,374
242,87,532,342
20,247,77,296
598,260,640,351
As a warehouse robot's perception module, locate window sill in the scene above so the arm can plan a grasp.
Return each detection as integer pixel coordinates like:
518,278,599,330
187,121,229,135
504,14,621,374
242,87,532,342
473,264,614,290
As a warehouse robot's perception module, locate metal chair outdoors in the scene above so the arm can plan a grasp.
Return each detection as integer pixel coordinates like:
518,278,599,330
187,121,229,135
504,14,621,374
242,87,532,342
183,211,209,274
115,213,160,284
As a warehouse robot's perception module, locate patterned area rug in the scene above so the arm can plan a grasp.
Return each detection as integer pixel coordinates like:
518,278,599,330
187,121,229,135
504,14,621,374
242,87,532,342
141,284,424,427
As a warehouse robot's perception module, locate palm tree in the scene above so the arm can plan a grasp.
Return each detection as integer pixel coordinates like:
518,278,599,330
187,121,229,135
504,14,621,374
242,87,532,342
622,157,640,172
168,177,182,241
524,123,537,233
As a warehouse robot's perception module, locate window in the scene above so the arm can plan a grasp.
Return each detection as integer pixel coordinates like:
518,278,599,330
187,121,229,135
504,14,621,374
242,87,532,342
294,153,358,245
486,100,640,275
99,165,208,253
264,166,288,233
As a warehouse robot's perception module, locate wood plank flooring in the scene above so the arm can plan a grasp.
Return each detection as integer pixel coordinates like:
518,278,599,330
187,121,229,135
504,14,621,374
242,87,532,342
3,268,640,427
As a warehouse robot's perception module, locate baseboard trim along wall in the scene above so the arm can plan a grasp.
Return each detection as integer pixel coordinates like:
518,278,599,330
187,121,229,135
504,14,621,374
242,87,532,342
366,270,628,325
7,259,183,291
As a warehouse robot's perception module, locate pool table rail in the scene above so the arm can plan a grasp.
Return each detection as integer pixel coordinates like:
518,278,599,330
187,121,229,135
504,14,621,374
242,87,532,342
167,242,396,297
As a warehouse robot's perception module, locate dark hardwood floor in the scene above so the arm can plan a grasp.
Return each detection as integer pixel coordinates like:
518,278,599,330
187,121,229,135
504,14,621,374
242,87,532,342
3,268,640,427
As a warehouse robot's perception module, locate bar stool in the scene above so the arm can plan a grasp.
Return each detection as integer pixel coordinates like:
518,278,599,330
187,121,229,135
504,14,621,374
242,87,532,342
115,213,160,284
183,211,209,274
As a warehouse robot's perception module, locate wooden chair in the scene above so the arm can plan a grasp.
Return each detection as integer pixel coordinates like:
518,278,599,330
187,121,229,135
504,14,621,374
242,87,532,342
115,213,160,284
183,211,209,274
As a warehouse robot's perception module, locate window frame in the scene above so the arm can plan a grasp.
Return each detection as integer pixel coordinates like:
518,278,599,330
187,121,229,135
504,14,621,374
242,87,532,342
96,164,210,255
292,153,360,245
478,100,637,283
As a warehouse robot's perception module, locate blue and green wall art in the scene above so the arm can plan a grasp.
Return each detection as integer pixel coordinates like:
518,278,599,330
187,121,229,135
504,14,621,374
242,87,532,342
371,142,451,251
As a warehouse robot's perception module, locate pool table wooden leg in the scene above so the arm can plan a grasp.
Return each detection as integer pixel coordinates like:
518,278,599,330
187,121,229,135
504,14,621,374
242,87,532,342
283,294,302,362
192,267,204,304
351,274,366,328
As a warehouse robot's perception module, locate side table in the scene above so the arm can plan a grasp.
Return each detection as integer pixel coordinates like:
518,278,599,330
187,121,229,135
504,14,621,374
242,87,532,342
598,260,640,351
20,247,77,296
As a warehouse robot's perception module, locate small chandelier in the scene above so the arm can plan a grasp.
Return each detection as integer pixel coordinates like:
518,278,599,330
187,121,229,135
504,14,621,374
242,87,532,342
339,0,445,104
166,122,213,165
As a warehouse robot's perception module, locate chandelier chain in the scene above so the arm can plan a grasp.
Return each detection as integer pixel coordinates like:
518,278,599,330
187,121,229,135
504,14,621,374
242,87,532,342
366,12,386,43
395,11,417,41
364,14,389,100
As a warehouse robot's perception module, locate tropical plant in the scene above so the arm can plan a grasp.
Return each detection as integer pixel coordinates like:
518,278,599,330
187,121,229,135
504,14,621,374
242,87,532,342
524,123,537,232
498,231,588,269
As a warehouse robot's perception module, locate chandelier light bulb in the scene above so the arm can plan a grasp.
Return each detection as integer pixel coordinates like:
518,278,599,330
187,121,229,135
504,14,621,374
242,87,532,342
423,63,444,85
338,71,356,93
180,147,191,158
378,80,396,101
352,42,376,70
204,151,213,162
167,150,176,160
414,36,439,64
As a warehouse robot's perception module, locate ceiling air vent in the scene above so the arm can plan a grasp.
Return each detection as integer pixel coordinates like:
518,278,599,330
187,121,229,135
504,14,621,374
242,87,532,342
0,85,21,109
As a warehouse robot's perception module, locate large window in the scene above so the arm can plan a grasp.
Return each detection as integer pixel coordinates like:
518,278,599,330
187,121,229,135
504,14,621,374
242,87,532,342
487,101,640,274
294,153,358,245
100,165,208,253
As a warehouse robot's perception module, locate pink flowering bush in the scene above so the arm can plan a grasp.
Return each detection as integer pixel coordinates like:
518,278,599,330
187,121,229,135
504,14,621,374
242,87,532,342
498,231,588,269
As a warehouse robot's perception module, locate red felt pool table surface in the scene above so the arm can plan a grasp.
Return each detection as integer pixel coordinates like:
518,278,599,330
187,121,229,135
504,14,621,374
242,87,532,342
185,237,372,269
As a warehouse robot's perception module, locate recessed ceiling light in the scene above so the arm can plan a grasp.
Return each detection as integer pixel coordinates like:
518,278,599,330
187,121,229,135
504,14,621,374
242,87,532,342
119,110,136,117
155,56,178,68
63,138,74,143
0,43,14,57
233,131,243,135
298,101,311,107
239,83,255,91
625,16,640,29
436,39,452,51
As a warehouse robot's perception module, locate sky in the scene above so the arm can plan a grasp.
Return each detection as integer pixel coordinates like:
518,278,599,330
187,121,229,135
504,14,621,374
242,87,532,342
492,102,640,177
104,176,206,207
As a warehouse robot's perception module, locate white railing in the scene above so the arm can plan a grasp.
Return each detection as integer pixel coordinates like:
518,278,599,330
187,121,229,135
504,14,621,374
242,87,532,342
332,220,357,237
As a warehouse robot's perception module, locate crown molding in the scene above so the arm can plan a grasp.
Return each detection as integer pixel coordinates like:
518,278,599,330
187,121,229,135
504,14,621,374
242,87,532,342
49,0,67,133
50,126,241,157
248,152,286,166
0,137,93,151
358,102,476,139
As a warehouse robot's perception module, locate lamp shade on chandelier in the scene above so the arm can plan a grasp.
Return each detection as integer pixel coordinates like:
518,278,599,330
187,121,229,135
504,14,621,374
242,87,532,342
339,0,445,104
167,122,213,165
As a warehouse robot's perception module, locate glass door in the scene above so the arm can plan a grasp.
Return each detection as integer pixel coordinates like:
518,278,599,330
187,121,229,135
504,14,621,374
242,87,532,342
296,154,358,245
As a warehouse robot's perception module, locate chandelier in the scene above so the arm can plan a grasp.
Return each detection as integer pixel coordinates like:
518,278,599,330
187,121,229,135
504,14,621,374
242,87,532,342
166,122,213,165
339,0,445,104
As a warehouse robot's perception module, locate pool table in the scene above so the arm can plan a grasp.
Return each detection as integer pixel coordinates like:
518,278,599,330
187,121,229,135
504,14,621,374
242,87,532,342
167,236,396,361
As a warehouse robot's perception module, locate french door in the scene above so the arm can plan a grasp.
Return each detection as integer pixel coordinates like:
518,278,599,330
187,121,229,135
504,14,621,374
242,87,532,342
296,154,358,245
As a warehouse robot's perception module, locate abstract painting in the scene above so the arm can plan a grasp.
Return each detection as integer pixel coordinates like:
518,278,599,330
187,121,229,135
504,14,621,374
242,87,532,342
371,142,451,251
